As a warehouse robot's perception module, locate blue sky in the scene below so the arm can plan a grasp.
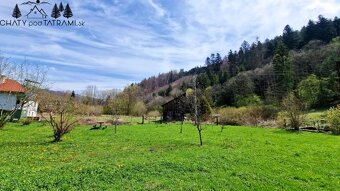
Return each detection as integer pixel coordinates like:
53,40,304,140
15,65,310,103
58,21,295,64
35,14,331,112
1,0,340,91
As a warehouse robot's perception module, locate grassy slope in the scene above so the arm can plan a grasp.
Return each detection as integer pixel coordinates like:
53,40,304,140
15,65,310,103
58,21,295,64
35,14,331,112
0,123,339,191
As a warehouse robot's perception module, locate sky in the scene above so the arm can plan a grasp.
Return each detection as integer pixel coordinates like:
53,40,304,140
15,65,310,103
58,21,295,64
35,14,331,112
0,0,340,91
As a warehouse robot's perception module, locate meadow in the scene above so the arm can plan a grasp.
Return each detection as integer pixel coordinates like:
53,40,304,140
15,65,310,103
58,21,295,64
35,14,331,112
0,122,339,190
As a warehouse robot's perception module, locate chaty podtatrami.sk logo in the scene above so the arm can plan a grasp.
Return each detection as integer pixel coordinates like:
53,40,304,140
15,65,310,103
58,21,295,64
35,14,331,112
1,0,85,27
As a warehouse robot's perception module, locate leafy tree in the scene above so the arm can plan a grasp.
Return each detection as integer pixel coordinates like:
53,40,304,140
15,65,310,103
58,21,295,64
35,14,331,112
197,73,210,89
165,85,172,96
51,4,61,19
12,4,21,19
298,75,321,108
111,84,142,115
281,93,305,131
227,73,255,105
132,101,147,124
236,95,263,107
63,4,73,19
272,42,294,98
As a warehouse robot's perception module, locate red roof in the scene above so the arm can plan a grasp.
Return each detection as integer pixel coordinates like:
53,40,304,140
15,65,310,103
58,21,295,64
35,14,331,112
0,79,26,93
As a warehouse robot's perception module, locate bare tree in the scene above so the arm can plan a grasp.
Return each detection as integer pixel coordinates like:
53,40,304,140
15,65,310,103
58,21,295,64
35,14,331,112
82,85,98,105
48,94,78,142
282,92,305,131
193,76,203,146
187,76,212,146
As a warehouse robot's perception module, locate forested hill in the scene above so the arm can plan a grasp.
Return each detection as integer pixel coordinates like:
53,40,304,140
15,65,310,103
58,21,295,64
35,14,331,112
139,15,340,109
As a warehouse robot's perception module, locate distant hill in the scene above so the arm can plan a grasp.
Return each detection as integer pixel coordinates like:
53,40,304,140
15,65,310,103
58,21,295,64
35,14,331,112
138,15,340,108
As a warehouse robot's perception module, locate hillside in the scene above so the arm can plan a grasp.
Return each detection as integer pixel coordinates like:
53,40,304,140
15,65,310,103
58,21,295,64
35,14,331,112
139,15,340,109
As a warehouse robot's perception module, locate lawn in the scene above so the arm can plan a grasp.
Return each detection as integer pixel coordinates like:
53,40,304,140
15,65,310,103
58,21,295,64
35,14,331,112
0,122,339,191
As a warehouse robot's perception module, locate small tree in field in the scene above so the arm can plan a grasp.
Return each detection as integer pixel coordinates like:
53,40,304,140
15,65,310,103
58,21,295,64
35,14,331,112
48,94,78,142
132,101,147,124
189,76,212,146
281,92,305,131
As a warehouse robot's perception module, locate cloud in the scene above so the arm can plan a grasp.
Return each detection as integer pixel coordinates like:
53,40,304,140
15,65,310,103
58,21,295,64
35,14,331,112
0,0,339,91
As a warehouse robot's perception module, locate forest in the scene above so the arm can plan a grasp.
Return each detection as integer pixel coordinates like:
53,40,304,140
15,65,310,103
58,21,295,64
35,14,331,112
136,15,340,111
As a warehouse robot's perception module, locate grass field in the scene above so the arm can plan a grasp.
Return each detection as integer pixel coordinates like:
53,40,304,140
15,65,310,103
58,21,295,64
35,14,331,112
0,122,339,190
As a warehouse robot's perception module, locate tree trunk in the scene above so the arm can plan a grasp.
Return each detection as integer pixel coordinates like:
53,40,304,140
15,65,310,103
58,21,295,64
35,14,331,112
198,126,203,146
196,123,203,146
54,131,62,142
114,123,117,134
142,115,144,124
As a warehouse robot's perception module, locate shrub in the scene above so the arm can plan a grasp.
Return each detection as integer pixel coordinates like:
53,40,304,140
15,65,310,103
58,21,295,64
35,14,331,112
260,105,279,120
236,95,263,107
276,112,290,128
327,105,340,135
218,105,279,127
103,105,113,115
281,93,305,130
21,118,32,126
147,111,161,118
298,75,321,108
218,107,247,125
244,106,264,126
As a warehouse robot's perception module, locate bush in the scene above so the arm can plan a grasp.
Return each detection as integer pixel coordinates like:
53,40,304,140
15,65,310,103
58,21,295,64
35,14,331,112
260,105,279,120
21,118,32,126
298,75,322,108
281,93,305,130
103,105,113,115
218,105,280,127
236,95,263,107
147,111,161,118
218,107,247,125
327,105,340,135
276,112,290,128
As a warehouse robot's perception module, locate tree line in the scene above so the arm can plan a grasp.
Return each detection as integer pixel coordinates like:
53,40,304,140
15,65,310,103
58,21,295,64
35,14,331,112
139,15,340,109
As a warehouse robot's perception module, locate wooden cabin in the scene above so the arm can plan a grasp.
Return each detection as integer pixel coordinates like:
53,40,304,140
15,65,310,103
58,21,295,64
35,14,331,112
162,94,189,122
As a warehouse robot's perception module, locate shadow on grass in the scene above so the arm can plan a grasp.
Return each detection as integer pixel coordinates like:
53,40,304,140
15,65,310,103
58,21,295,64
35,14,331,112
272,129,302,135
0,141,53,147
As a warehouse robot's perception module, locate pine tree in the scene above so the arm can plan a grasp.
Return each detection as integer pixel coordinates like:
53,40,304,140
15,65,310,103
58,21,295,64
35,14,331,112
59,2,64,12
272,42,294,98
63,4,73,19
71,91,76,98
51,4,61,19
12,4,21,19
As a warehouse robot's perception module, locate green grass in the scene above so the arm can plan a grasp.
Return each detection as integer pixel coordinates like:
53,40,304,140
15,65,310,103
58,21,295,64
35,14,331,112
0,122,339,191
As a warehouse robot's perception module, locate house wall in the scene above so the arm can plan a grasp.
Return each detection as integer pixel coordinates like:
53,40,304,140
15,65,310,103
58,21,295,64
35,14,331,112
0,93,17,111
21,101,38,118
